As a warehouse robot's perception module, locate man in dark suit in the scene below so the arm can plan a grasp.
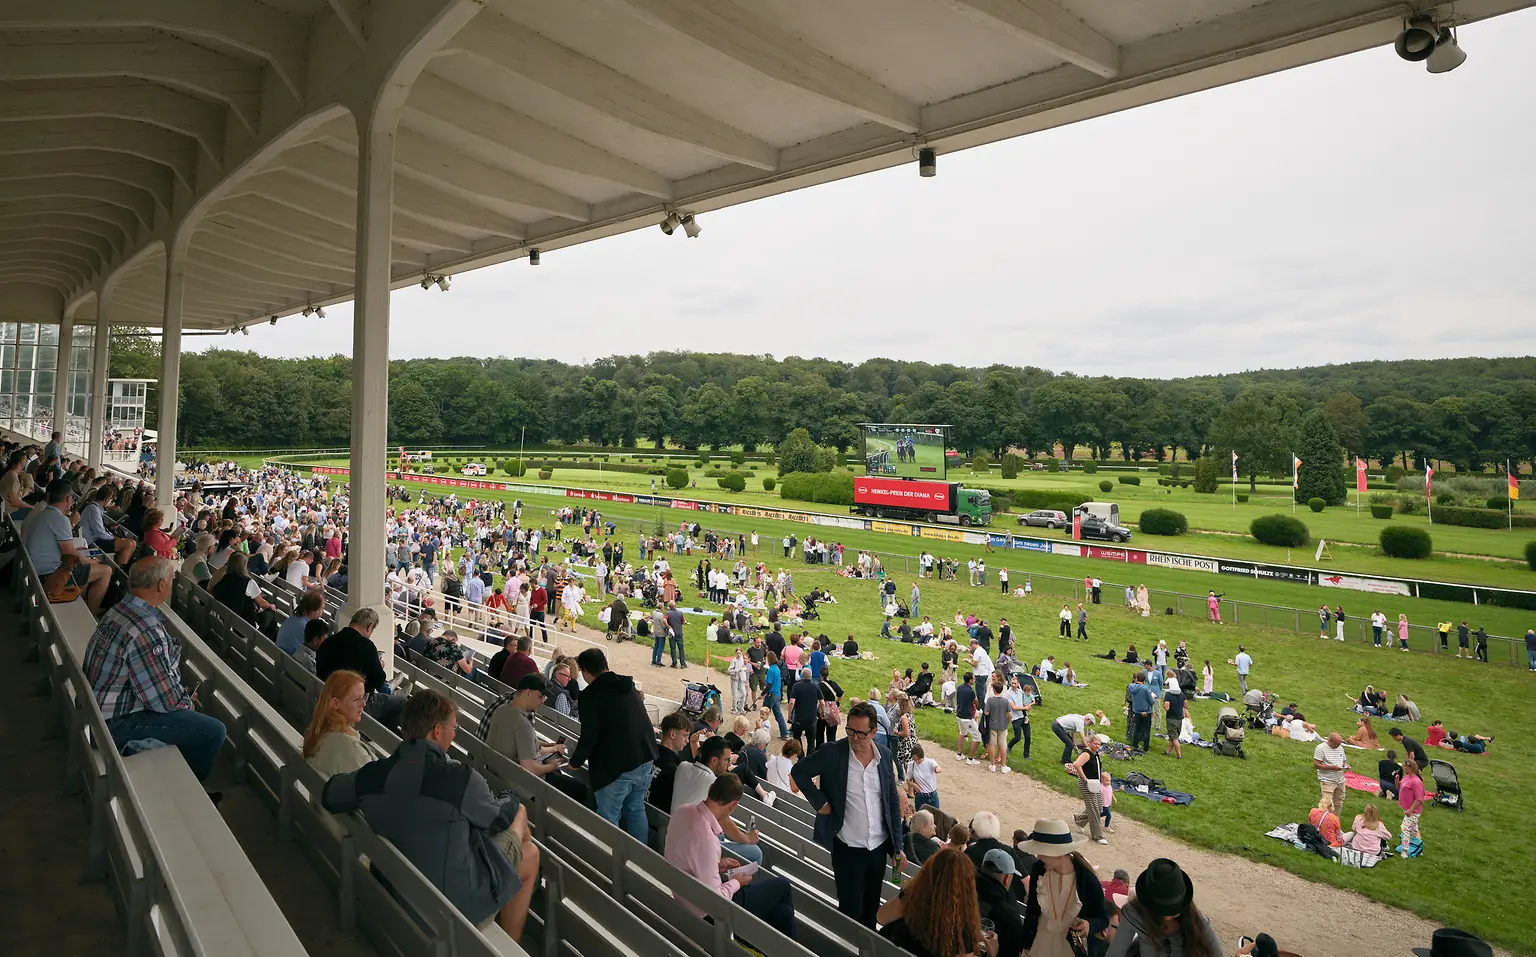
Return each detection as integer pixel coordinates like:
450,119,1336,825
790,701,907,927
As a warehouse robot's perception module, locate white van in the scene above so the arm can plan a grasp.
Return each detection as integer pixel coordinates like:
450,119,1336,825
461,462,487,476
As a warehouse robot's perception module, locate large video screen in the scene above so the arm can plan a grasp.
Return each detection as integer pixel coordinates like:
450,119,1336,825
860,424,948,479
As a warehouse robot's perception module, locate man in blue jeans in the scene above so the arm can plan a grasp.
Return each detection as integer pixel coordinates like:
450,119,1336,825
83,556,227,783
568,648,658,843
1526,629,1536,672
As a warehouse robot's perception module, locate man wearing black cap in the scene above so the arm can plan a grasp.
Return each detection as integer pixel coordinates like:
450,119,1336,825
975,848,1025,957
1411,928,1492,957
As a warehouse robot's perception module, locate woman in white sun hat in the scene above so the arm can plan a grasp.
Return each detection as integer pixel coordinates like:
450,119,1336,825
1016,819,1108,957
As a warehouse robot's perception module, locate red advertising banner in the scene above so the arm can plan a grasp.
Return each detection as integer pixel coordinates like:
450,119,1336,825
1355,457,1367,494
671,499,700,510
1087,546,1147,563
1072,512,1082,541
853,476,952,509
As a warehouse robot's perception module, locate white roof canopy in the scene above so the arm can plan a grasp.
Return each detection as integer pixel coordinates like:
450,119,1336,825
0,0,1530,327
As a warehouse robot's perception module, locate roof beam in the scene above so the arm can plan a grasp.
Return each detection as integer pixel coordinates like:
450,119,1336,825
0,218,126,255
446,12,778,171
0,228,116,263
608,0,920,132
327,0,367,47
0,256,89,283
0,35,263,133
0,0,307,101
0,177,155,230
0,152,173,211
932,0,1120,78
202,212,419,269
406,74,673,199
189,231,355,285
0,201,135,245
189,244,342,291
235,170,476,252
385,129,590,223
0,245,98,276
0,118,197,188
0,84,226,165
278,142,528,238
0,271,72,291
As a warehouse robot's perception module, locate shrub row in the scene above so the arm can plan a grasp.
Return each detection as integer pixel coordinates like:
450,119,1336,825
1138,508,1187,536
517,459,659,475
1380,526,1432,559
1431,506,1536,530
779,471,854,506
1251,514,1309,547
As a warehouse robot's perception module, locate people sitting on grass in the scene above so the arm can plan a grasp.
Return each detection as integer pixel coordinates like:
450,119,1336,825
1270,715,1320,743
1347,803,1393,857
1436,729,1493,754
1306,797,1345,848
1345,715,1381,750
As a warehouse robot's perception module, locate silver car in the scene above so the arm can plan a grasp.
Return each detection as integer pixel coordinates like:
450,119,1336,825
1017,509,1068,529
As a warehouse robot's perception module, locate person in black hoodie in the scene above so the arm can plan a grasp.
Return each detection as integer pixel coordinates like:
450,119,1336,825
569,648,658,843
315,606,404,728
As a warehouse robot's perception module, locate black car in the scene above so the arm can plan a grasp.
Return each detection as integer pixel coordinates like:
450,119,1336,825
1078,516,1132,543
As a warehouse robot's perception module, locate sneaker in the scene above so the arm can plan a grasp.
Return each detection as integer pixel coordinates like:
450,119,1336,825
1001,766,1013,774
1095,838,1109,845
968,758,980,765
988,765,997,773
1103,826,1115,834
957,753,966,761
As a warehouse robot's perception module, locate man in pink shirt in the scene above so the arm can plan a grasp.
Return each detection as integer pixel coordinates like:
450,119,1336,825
664,774,798,940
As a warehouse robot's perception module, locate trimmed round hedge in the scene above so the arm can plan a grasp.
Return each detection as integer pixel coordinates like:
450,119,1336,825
1370,504,1394,520
716,472,746,492
1307,497,1326,512
1251,514,1309,547
1380,526,1432,559
1098,479,1113,493
1081,461,1098,474
537,469,552,480
665,468,689,489
1118,475,1141,486
1138,508,1188,536
761,476,776,492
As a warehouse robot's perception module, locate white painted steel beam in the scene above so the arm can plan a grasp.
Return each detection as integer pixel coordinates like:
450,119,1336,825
0,202,135,248
0,177,156,230
447,12,778,170
0,118,198,188
280,141,528,238
0,153,173,212
933,0,1121,78
203,212,422,270
376,129,590,223
236,171,477,252
0,0,308,102
0,246,98,277
190,230,356,286
609,0,921,132
0,84,226,165
0,35,263,133
0,227,118,262
406,74,673,199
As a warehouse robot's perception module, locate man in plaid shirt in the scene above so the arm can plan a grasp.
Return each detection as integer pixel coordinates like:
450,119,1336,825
84,556,227,781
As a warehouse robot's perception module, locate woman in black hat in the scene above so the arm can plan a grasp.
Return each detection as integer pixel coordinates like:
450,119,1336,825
1102,858,1220,956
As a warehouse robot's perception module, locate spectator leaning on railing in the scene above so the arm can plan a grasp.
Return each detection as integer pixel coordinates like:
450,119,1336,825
82,556,228,787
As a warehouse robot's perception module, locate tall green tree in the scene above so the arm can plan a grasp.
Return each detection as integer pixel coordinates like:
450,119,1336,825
775,427,820,475
1321,391,1370,459
1206,389,1300,490
1295,408,1347,505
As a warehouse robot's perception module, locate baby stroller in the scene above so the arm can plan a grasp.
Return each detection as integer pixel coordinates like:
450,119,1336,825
1428,759,1463,811
638,579,660,609
1242,688,1274,729
679,682,722,721
1213,707,1246,759
802,596,821,621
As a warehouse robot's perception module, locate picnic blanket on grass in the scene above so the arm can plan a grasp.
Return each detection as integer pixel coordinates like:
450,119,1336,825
1111,776,1193,805
1345,771,1381,795
1266,823,1385,867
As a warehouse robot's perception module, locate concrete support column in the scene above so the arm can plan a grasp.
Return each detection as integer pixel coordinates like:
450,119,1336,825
51,314,73,447
343,109,397,662
88,305,110,470
155,246,185,514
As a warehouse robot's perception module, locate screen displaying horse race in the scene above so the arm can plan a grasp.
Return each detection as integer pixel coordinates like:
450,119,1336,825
859,423,947,479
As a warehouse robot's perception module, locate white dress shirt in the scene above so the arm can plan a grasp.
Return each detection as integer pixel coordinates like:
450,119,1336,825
837,750,887,850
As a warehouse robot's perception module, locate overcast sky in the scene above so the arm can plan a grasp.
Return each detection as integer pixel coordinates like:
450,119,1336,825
206,9,1536,378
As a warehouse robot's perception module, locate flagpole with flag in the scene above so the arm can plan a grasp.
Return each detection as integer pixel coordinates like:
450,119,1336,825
1426,463,1434,524
1509,460,1519,531
1292,453,1301,515
1355,456,1367,519
1231,450,1238,509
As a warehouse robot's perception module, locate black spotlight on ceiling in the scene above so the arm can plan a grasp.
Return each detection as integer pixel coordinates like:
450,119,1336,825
918,147,936,178
270,316,278,325
1395,17,1439,61
316,306,326,318
1426,26,1466,73
529,247,540,265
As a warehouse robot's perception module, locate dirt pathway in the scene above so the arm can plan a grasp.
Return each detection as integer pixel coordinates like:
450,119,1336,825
558,622,1500,957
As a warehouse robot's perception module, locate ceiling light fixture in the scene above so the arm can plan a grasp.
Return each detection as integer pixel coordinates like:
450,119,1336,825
270,316,278,325
660,212,680,235
680,214,701,239
315,306,326,318
1395,17,1440,61
435,275,451,292
918,147,936,178
302,306,313,317
529,247,540,265
1426,25,1466,73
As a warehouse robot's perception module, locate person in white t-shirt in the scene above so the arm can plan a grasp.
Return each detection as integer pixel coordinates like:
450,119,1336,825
286,550,313,589
765,738,800,793
908,744,941,811
1370,609,1388,647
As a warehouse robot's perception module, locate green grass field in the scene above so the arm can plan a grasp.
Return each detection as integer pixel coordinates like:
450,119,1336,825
354,470,1534,953
254,452,1536,592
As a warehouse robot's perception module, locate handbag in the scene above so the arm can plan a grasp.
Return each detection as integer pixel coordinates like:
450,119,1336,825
43,554,84,604
818,697,841,727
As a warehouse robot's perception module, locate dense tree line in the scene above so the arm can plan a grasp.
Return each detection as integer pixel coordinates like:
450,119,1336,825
114,333,1536,473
